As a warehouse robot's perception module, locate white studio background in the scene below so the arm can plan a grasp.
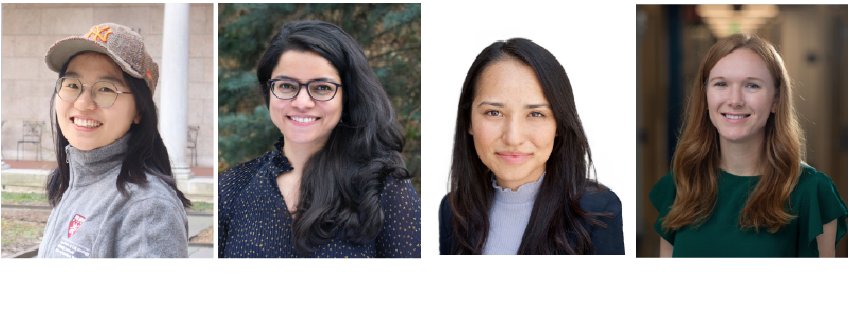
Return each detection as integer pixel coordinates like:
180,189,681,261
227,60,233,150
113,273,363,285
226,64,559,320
421,1,637,257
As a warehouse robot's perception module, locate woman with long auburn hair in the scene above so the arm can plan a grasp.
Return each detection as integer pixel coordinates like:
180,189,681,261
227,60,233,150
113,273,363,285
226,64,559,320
438,38,624,255
652,34,847,257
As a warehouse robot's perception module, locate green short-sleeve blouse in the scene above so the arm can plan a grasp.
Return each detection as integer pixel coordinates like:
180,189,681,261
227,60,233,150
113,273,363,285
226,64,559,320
651,165,848,257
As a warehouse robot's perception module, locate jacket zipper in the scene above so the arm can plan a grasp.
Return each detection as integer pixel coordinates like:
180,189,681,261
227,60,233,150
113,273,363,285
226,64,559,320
47,147,73,257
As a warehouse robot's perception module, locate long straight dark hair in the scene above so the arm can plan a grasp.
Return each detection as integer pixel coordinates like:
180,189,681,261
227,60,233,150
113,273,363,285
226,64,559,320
449,38,604,255
256,20,410,256
47,51,190,208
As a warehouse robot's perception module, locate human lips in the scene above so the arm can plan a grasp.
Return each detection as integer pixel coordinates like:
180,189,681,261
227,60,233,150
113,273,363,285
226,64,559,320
71,116,103,129
496,151,531,165
721,113,751,123
287,115,321,125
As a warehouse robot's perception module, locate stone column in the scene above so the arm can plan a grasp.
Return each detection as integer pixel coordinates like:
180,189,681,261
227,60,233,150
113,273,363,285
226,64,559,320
159,3,193,190
1,121,9,169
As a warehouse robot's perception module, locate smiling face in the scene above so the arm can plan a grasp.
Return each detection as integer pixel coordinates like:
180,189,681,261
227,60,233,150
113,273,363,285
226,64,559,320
56,52,139,151
469,59,557,191
707,48,777,147
269,50,343,151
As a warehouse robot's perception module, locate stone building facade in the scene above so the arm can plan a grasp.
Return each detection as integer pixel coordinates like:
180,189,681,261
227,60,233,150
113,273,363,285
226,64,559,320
1,3,214,168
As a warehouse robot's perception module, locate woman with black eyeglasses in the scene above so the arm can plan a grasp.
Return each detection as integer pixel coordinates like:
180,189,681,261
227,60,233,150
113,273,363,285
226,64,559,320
39,23,190,258
218,20,421,258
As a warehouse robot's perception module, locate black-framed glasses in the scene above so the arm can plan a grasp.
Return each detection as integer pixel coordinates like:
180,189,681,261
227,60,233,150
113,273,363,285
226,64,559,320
54,77,132,108
268,78,342,102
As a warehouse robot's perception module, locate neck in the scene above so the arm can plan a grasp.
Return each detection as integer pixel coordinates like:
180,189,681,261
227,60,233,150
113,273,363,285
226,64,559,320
719,136,764,176
495,166,546,192
281,139,323,173
493,171,545,203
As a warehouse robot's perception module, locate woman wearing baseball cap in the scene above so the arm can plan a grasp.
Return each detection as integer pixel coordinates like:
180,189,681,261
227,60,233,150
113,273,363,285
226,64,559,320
38,23,190,258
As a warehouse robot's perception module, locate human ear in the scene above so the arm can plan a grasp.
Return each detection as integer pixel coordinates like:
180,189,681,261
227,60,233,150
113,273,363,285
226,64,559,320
134,112,142,124
771,92,778,113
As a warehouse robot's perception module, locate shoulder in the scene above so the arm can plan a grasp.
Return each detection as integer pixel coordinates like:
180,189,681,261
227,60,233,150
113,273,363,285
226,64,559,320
124,175,186,217
792,163,846,208
580,183,625,255
649,171,675,196
797,164,837,189
219,152,277,202
380,174,419,199
379,174,420,214
220,152,275,186
439,194,453,218
580,182,622,216
438,194,453,233
649,171,675,210
381,173,413,190
438,194,454,255
792,164,847,254
114,178,187,246
115,191,188,258
122,173,183,208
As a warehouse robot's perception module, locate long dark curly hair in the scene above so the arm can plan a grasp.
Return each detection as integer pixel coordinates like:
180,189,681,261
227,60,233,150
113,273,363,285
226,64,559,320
256,20,410,255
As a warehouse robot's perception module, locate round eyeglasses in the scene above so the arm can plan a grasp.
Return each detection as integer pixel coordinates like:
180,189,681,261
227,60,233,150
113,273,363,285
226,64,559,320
54,77,132,108
268,78,342,102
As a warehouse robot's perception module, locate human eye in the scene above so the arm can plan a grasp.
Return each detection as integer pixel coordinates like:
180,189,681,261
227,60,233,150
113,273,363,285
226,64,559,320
310,82,334,94
745,83,761,89
712,81,727,87
97,85,116,93
484,110,502,117
276,80,298,91
62,79,80,89
528,111,546,118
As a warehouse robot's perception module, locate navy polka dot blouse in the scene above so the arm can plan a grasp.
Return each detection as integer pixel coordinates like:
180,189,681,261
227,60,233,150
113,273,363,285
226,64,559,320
218,137,421,258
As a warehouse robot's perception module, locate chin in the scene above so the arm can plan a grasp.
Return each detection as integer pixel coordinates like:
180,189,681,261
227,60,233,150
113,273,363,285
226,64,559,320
68,141,95,151
491,168,531,182
718,131,748,142
283,134,317,144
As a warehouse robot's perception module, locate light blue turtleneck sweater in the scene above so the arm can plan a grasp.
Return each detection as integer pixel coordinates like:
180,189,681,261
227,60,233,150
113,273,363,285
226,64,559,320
482,172,544,255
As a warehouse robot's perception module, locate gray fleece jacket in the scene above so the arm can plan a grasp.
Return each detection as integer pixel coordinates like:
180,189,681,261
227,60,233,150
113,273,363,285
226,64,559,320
37,134,188,258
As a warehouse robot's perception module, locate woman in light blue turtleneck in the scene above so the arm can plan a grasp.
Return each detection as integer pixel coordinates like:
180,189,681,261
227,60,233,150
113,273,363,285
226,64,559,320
439,38,624,255
483,173,545,254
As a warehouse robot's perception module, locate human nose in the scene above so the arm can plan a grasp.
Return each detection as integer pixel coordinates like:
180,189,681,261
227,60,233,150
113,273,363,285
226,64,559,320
728,86,745,108
73,85,96,111
502,114,525,146
290,84,315,109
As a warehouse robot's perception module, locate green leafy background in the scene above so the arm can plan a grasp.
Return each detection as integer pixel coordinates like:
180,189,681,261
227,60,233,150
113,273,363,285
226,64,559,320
218,3,421,194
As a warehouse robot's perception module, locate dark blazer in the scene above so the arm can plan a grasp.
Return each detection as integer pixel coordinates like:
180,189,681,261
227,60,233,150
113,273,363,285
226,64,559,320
438,187,625,255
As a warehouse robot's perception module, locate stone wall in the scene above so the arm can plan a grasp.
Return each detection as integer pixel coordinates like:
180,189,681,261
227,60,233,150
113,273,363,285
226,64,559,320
1,3,214,167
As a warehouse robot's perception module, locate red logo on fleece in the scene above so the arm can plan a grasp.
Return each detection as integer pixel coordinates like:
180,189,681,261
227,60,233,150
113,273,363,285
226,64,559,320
68,214,86,238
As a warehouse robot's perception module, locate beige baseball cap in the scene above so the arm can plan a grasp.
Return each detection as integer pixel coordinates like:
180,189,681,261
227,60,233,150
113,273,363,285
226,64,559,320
45,23,159,94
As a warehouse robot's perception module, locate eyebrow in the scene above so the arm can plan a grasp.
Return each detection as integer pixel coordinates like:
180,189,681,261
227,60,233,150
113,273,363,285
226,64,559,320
477,101,551,109
272,75,338,83
64,72,126,86
709,76,767,83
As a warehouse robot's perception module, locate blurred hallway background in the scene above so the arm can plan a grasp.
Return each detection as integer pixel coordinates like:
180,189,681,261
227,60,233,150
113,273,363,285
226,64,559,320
636,5,848,257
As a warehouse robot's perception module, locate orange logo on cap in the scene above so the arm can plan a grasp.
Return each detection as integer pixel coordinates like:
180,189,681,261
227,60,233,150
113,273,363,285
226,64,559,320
85,25,112,42
146,69,152,79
